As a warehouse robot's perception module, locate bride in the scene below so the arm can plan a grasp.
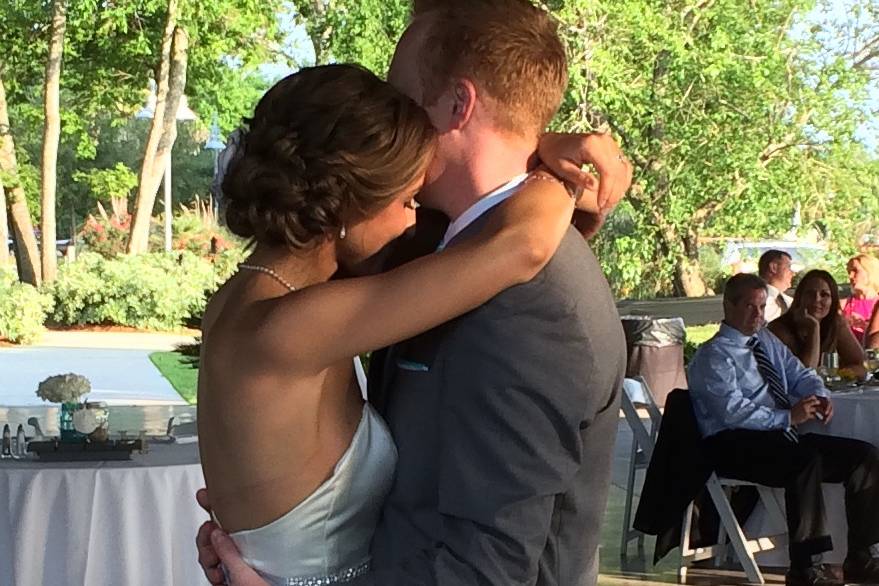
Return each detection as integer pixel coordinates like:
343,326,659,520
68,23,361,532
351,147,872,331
197,63,580,585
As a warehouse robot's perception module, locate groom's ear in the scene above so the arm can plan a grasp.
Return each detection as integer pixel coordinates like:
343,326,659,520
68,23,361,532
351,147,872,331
448,79,477,131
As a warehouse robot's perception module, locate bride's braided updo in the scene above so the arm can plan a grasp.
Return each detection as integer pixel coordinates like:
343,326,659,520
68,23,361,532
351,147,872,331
222,64,436,249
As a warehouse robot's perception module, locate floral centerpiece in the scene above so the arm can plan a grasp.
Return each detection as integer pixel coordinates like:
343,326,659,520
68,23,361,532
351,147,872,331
36,373,91,441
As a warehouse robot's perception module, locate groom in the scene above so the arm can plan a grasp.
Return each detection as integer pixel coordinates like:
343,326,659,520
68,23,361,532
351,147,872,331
198,1,629,584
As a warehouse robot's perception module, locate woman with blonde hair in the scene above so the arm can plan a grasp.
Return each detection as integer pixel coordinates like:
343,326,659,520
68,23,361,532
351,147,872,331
841,253,879,345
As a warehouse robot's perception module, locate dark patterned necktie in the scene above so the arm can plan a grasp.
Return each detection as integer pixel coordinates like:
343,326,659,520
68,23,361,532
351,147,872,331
748,337,799,443
777,293,789,313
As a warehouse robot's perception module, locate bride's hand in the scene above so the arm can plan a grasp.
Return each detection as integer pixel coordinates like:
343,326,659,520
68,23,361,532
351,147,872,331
537,131,632,213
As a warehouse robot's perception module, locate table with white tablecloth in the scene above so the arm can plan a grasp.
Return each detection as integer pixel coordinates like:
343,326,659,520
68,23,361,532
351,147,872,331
747,387,879,566
0,441,210,586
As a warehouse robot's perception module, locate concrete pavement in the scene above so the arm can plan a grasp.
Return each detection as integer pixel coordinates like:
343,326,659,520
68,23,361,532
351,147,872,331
0,346,187,406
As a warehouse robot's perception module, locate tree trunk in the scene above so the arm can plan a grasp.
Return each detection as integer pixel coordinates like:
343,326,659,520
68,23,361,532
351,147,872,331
0,176,9,267
128,0,179,254
0,76,41,286
40,0,68,282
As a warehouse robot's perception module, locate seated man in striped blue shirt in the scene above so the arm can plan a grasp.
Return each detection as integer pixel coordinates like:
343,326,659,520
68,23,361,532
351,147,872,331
688,273,879,586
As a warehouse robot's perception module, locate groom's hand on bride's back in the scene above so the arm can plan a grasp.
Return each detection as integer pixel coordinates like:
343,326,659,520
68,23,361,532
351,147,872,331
195,488,226,585
195,488,269,585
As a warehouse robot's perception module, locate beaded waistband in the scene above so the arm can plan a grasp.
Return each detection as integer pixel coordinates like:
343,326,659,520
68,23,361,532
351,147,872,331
259,559,371,586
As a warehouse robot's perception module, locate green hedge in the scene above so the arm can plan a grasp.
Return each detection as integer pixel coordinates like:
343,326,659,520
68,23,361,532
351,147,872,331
48,250,242,331
0,268,53,344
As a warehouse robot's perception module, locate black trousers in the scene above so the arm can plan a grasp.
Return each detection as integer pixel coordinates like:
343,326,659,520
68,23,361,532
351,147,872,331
705,430,879,566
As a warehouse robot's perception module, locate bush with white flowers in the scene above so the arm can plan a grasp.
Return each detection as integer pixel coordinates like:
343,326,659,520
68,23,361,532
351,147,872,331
36,373,91,404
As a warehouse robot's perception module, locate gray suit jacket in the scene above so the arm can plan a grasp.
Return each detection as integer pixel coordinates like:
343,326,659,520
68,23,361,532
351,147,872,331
365,210,625,585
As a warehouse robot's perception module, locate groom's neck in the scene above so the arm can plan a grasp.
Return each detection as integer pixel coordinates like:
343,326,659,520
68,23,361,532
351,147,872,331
436,133,537,221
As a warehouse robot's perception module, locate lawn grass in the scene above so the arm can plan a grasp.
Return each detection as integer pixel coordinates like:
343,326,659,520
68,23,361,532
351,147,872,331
149,351,198,404
685,323,720,345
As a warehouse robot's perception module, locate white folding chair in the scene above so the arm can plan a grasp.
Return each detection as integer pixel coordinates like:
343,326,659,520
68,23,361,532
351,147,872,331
621,379,787,584
620,376,662,557
166,413,197,439
679,475,787,584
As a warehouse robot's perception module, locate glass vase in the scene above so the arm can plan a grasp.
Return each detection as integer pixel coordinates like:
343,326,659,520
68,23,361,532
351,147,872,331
59,402,85,442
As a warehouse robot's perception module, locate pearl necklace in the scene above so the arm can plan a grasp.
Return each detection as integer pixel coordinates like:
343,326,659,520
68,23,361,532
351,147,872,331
237,263,297,292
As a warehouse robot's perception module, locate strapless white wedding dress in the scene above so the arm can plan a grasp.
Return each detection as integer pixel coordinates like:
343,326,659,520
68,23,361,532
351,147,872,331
227,373,396,585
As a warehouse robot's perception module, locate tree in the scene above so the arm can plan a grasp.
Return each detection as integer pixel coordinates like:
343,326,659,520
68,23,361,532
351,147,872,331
0,175,9,267
290,0,410,71
551,0,878,297
0,76,42,285
40,0,68,282
128,0,290,253
127,0,183,254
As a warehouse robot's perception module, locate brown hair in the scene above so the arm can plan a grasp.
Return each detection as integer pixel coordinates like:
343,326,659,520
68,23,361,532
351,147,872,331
223,64,436,249
779,269,842,352
723,273,767,305
414,0,568,139
757,249,791,279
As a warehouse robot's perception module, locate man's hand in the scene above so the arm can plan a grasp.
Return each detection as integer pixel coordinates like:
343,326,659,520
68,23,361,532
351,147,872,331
196,488,227,585
537,131,633,213
195,488,268,586
816,395,834,424
791,395,822,425
209,529,269,586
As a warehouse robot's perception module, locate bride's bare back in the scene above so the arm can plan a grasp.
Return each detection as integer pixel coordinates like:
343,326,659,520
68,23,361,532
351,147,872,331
198,276,364,532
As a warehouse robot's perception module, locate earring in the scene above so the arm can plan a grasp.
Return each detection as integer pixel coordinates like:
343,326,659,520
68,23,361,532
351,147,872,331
340,225,347,240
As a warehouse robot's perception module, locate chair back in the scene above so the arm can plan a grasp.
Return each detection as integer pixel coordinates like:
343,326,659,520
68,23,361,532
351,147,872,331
166,414,197,438
621,376,662,461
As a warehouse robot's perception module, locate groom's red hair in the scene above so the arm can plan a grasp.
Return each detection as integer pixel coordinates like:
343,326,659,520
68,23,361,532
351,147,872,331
412,0,568,139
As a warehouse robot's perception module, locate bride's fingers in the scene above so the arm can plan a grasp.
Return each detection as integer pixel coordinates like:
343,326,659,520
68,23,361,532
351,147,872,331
211,529,269,586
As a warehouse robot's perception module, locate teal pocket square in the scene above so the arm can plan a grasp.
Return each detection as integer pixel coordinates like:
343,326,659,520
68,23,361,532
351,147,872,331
396,359,430,372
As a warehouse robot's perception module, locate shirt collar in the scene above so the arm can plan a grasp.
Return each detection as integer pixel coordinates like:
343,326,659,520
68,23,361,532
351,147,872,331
437,173,529,250
718,321,760,346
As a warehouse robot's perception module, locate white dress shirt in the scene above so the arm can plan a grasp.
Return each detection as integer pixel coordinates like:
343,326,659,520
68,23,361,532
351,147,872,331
437,174,529,250
764,283,793,323
687,323,827,438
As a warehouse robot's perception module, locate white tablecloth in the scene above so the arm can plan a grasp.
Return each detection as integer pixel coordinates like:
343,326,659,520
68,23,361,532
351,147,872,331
0,442,210,586
748,388,879,566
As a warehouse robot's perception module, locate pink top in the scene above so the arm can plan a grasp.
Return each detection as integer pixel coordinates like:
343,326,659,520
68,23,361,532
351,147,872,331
842,296,878,344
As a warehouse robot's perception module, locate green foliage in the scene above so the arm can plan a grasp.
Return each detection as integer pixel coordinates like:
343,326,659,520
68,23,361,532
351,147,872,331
48,251,228,331
0,268,53,344
78,198,132,258
0,0,287,242
170,198,242,256
291,0,410,73
553,0,879,297
684,323,720,364
72,163,138,203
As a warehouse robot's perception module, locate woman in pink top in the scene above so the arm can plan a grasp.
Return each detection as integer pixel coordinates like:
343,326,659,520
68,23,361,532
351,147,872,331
841,254,879,345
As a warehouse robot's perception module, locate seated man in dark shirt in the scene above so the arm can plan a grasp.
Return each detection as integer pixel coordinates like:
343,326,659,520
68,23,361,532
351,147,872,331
688,273,879,586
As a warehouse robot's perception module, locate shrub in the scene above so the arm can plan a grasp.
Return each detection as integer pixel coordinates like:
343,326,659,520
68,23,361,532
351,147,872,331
0,268,53,344
49,251,230,331
171,197,240,257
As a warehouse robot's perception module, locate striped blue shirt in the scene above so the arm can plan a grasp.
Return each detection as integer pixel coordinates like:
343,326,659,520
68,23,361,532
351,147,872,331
687,323,828,438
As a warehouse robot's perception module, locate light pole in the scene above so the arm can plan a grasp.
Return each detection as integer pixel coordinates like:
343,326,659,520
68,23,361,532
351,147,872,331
204,114,225,217
135,81,198,252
